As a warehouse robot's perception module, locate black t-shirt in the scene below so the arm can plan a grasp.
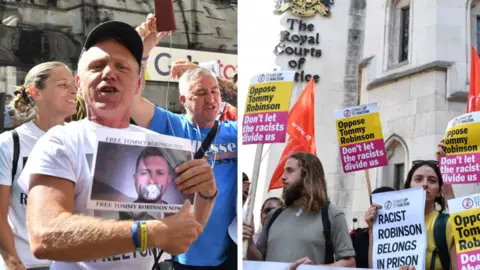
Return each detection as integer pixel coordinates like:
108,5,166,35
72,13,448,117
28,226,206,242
350,228,370,268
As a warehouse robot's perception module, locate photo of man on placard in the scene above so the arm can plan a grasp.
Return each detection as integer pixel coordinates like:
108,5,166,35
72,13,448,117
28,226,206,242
132,147,173,204
90,143,193,221
119,147,178,221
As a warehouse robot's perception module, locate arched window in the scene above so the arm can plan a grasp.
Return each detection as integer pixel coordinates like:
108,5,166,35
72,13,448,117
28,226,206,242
384,0,411,69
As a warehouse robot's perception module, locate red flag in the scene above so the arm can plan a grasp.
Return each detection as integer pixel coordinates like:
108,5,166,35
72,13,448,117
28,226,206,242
220,103,238,121
467,46,480,113
268,79,316,190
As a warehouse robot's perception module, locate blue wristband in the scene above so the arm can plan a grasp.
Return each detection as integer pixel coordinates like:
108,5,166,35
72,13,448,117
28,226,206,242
132,221,140,249
141,56,149,61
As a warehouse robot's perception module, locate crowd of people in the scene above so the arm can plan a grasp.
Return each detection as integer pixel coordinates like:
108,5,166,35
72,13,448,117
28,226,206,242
0,14,238,270
0,7,473,270
242,143,457,270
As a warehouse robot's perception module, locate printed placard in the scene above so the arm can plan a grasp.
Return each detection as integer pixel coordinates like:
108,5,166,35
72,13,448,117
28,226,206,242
335,103,387,173
372,188,427,270
448,194,480,270
243,260,365,270
87,127,194,216
199,60,220,76
439,112,480,184
242,71,294,145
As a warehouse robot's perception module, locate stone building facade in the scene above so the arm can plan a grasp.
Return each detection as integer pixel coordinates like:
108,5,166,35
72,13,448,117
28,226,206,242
242,0,479,229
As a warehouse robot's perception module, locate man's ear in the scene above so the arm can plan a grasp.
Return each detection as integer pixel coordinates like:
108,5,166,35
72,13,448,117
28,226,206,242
179,95,186,105
75,74,81,91
135,76,141,96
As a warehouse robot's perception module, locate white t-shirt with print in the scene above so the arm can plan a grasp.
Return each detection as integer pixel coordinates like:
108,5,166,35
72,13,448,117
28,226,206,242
0,121,51,268
17,119,160,270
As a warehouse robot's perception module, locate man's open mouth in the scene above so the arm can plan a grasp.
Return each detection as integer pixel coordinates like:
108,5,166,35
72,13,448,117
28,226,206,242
98,86,119,93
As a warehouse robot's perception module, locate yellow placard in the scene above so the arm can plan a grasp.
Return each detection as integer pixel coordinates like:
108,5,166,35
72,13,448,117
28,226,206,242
452,208,480,254
244,81,294,114
443,122,480,156
335,112,383,147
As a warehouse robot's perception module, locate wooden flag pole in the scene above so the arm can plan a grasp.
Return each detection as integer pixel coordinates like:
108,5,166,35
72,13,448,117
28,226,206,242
243,143,264,259
365,169,372,196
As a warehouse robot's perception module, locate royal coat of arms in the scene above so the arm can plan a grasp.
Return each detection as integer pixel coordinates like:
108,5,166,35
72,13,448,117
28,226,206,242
274,0,334,17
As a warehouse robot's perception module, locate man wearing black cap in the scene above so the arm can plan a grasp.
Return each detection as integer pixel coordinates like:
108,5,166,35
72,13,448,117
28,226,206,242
17,20,217,270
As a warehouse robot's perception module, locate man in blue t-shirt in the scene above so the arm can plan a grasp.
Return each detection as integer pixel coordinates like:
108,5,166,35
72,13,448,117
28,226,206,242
131,15,237,269
132,68,237,269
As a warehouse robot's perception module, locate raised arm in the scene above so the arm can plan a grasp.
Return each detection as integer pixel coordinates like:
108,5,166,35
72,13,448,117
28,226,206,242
365,204,381,268
27,175,201,261
130,14,164,128
174,159,217,227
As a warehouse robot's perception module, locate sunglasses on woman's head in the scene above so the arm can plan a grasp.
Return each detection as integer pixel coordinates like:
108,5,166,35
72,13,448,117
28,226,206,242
412,160,438,166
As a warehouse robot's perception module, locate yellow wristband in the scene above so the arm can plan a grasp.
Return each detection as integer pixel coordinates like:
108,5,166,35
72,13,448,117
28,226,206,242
140,221,147,253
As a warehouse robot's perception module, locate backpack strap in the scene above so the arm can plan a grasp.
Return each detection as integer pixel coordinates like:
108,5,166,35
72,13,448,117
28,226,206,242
265,207,284,240
430,212,451,270
322,201,334,264
11,130,20,183
193,120,219,159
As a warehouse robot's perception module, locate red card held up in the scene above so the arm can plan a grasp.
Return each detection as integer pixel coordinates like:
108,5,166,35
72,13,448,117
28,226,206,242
155,0,176,32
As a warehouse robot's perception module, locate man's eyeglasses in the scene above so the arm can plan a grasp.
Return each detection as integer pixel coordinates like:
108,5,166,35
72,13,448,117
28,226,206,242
412,160,438,166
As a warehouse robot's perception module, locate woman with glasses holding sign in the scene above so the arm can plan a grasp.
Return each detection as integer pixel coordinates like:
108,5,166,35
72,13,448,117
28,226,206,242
365,160,457,270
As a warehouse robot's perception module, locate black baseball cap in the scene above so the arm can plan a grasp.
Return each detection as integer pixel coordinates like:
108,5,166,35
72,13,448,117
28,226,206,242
83,20,143,68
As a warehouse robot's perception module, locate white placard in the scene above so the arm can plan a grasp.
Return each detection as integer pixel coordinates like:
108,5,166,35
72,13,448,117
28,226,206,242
87,127,194,217
243,260,365,270
448,193,480,214
199,60,221,76
372,187,427,270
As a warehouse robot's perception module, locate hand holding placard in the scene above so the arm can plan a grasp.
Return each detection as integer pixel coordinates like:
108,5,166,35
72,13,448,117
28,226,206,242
154,200,202,255
364,203,382,229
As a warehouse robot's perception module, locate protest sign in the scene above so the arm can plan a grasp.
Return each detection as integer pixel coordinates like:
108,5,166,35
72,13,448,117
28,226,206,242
199,60,220,76
243,260,364,270
242,71,294,145
87,127,194,218
439,112,480,184
334,103,387,173
449,194,480,270
372,187,427,270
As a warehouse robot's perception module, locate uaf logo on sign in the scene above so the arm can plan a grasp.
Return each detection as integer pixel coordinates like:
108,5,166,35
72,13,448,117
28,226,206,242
448,193,480,213
462,198,474,209
146,47,237,82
